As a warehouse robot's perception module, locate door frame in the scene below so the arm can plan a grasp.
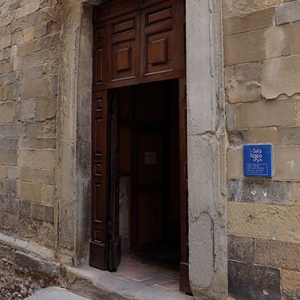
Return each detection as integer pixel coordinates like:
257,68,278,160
58,0,227,299
90,0,190,293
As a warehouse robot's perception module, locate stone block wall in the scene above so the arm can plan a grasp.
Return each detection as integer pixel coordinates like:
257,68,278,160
0,0,61,249
223,0,300,299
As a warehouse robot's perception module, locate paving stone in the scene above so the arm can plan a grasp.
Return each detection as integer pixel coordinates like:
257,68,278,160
25,287,91,300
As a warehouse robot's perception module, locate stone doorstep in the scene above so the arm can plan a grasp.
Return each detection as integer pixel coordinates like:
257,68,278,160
65,265,193,300
26,286,235,300
25,267,235,300
25,287,91,300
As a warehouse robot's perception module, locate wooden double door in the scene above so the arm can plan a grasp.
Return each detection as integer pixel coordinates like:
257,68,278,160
90,0,190,294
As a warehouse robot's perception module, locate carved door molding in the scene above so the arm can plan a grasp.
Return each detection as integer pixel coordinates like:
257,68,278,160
93,0,185,89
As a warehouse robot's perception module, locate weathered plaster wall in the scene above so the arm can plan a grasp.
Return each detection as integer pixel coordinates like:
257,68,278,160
224,0,300,299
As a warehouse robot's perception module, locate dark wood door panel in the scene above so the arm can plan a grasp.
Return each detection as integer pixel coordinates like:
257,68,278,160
93,0,139,23
90,90,109,269
108,91,121,271
109,12,141,85
90,90,122,271
141,1,185,79
94,0,185,88
111,39,137,81
140,0,168,8
144,5,173,26
172,0,185,71
141,0,182,10
93,47,104,85
93,24,105,86
145,29,173,74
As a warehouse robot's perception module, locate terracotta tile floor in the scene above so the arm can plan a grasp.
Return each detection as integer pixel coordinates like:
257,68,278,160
115,252,180,292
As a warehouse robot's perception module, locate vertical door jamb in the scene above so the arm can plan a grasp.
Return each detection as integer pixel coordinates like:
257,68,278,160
179,77,191,294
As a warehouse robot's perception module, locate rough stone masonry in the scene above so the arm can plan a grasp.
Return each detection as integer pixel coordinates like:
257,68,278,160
224,0,300,299
1,0,300,299
0,0,61,297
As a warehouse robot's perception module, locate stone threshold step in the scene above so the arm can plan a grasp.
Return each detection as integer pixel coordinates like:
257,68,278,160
25,267,236,300
25,287,92,300
26,269,236,300
65,265,193,300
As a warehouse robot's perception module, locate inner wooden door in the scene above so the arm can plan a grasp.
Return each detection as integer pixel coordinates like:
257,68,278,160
118,80,185,260
132,82,167,251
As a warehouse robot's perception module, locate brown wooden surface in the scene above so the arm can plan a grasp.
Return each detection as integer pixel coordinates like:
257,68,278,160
93,0,185,89
109,11,141,84
108,91,121,271
140,0,185,80
90,90,109,269
90,90,122,271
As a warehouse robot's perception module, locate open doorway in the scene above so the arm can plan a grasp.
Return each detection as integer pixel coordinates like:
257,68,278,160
90,78,189,293
117,80,181,261
108,79,186,291
90,0,189,292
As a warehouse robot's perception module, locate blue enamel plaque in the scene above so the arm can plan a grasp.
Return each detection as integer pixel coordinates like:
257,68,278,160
243,144,273,178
